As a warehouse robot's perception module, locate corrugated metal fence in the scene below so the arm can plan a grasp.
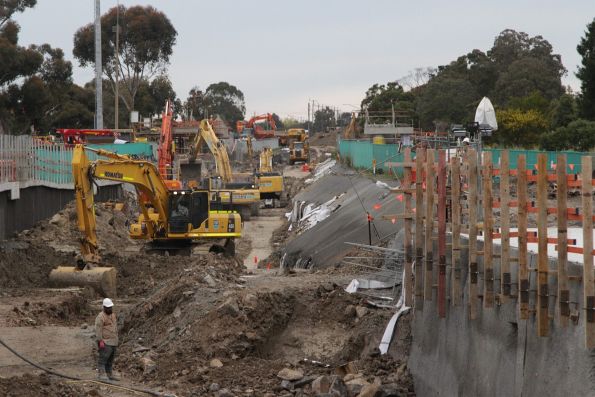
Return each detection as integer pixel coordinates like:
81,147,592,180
338,140,404,172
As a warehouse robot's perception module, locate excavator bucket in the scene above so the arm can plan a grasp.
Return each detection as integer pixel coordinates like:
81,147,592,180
49,266,117,297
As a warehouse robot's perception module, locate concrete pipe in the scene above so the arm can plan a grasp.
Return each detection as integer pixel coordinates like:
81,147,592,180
49,266,117,297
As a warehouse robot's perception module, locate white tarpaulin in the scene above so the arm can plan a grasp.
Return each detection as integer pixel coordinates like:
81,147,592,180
474,97,498,131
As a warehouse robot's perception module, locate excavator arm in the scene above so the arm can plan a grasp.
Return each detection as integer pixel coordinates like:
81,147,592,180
72,144,100,262
189,120,233,182
259,147,273,173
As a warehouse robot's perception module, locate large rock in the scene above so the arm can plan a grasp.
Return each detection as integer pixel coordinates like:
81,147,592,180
217,388,234,397
203,274,217,287
139,356,156,375
311,375,331,393
242,293,258,309
329,376,349,396
346,377,370,395
49,213,67,227
218,298,240,317
277,367,304,381
357,384,382,397
355,306,368,319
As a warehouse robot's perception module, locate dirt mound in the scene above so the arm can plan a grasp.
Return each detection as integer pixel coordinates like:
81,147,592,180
7,292,92,327
21,199,137,256
0,240,74,289
112,278,412,395
0,373,85,397
309,130,338,147
0,196,139,290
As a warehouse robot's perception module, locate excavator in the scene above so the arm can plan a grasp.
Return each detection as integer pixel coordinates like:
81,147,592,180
256,147,284,207
49,145,242,296
343,112,357,139
181,119,261,220
238,113,277,139
157,100,181,190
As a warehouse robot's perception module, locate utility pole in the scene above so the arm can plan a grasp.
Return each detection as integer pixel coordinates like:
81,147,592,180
307,101,311,133
113,1,120,129
94,0,103,129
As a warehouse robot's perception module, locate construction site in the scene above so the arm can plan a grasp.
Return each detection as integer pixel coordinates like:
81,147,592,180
3,2,595,397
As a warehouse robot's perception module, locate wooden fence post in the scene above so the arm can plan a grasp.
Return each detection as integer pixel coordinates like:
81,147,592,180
467,148,479,319
415,149,425,310
500,150,511,302
518,155,529,319
403,148,414,307
451,157,462,306
537,153,549,336
483,151,495,308
438,150,447,317
582,156,595,348
424,149,435,302
557,154,569,327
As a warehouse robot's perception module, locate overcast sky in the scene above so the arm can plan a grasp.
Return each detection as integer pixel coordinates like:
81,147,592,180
13,0,595,120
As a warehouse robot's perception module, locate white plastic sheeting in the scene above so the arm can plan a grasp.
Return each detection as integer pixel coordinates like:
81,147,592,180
379,262,412,355
305,159,336,184
474,97,498,130
287,193,345,235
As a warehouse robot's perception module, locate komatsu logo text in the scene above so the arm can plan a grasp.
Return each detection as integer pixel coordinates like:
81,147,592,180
104,171,124,179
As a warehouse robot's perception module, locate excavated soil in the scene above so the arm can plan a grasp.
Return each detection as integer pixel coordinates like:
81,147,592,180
6,292,92,327
113,277,413,396
0,373,86,397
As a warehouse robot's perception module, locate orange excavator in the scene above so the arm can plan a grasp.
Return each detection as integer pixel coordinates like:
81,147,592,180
157,100,181,190
238,113,277,139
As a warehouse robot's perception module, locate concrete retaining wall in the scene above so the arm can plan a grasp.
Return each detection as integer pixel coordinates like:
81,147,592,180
409,240,595,397
0,184,122,240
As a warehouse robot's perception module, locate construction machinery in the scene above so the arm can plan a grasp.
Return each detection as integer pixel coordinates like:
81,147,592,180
181,120,261,220
49,145,242,296
256,147,284,207
343,113,357,139
289,135,310,165
278,128,307,147
238,113,277,139
157,100,181,190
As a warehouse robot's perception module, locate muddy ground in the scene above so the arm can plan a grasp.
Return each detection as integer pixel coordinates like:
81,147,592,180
0,160,413,396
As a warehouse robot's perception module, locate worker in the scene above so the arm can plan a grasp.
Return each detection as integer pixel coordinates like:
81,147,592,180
462,137,471,146
95,298,120,381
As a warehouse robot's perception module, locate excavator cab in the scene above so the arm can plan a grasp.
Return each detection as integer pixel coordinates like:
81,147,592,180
168,190,209,233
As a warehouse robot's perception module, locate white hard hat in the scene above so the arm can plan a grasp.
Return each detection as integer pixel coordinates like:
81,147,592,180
463,137,470,143
103,298,114,308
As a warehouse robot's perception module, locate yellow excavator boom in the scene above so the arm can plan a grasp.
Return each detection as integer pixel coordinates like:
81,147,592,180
189,120,233,182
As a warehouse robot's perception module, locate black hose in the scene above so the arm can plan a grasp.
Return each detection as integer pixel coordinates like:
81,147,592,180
0,337,171,397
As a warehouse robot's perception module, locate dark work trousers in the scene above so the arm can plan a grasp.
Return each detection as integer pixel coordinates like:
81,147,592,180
98,345,117,373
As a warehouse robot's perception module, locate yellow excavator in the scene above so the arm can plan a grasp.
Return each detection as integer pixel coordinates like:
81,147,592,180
256,147,284,207
49,145,242,296
181,120,261,220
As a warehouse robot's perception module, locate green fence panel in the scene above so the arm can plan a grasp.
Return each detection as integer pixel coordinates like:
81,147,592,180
341,141,594,176
88,142,156,160
485,148,592,173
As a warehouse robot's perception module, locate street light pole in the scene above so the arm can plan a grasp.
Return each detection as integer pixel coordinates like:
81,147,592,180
113,1,120,129
94,0,103,129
